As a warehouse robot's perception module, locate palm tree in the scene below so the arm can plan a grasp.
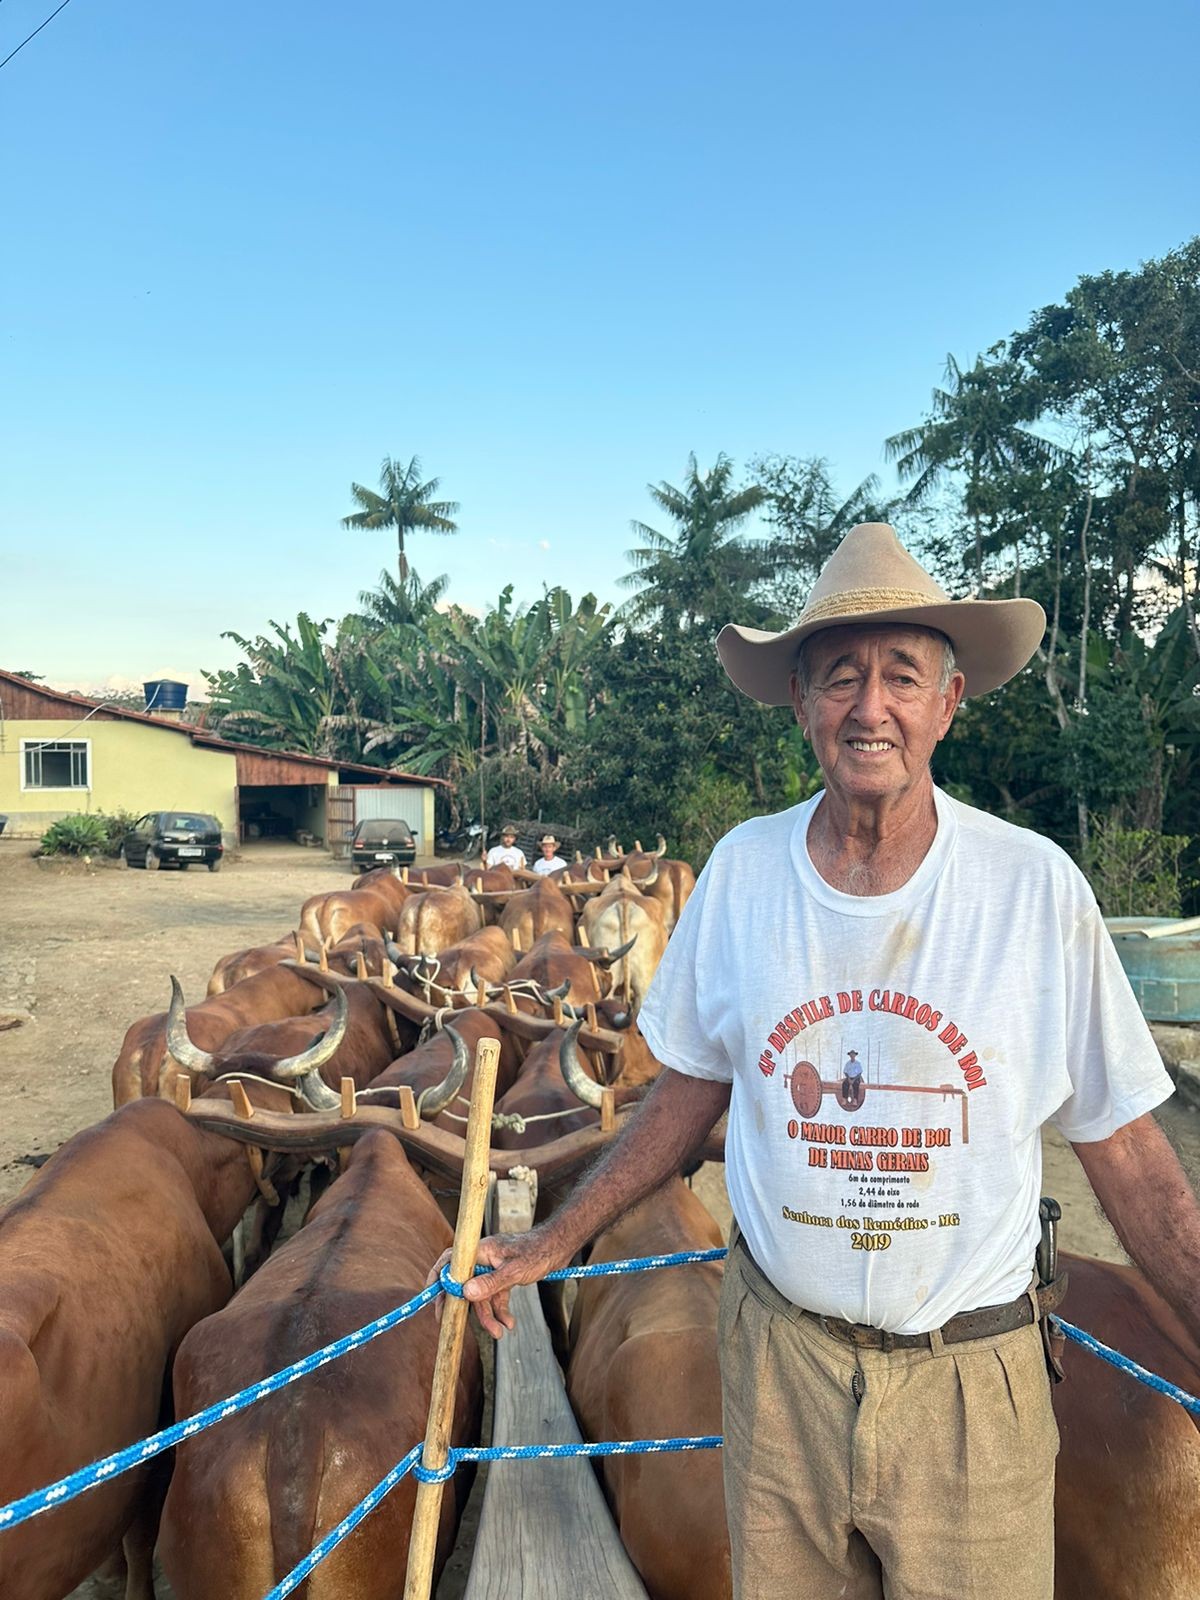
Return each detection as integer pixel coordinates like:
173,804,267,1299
341,456,459,583
620,453,767,630
352,566,450,631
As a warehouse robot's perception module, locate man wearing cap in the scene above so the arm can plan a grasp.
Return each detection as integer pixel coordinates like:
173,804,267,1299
485,826,526,872
447,524,1200,1598
531,834,568,877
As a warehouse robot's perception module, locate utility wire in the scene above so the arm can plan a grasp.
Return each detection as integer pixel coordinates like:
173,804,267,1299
0,0,74,74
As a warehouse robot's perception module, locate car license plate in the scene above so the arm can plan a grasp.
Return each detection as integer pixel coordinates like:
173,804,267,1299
374,852,394,861
178,847,203,858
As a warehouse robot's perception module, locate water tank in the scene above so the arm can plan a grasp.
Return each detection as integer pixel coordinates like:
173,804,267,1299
1106,917,1200,1023
143,679,189,715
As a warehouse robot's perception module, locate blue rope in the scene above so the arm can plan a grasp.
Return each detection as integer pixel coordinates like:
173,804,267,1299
263,1444,423,1600
412,1435,724,1484
438,1246,726,1299
0,1280,444,1535
1053,1316,1200,1415
265,1434,723,1594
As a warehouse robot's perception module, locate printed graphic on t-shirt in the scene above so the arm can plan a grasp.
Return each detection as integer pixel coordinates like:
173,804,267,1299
756,985,988,1252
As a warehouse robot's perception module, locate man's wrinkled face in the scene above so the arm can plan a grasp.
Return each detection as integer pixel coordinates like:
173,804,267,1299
790,625,964,807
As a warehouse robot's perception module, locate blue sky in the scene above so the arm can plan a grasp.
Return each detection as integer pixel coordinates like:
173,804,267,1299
2,0,1197,693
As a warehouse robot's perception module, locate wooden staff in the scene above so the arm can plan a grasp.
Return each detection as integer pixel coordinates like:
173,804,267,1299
403,1035,501,1600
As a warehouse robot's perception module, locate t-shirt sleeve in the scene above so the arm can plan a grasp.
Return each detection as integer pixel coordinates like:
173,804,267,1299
1050,903,1174,1141
637,856,733,1083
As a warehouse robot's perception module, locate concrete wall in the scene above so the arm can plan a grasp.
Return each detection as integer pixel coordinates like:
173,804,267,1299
0,720,238,839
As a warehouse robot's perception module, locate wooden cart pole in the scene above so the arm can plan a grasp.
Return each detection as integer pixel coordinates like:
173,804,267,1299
403,1035,502,1600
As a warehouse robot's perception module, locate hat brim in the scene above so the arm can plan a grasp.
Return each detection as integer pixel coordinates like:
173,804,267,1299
717,598,1046,705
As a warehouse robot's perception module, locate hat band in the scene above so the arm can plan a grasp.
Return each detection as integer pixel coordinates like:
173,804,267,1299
799,586,950,629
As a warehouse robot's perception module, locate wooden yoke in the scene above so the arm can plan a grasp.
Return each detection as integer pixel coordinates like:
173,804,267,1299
404,1037,501,1600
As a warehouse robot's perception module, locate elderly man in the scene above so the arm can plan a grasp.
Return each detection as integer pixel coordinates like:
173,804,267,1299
454,524,1199,1598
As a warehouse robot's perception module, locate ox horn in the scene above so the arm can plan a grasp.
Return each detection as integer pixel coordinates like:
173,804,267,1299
575,934,637,968
468,967,498,1001
544,978,571,1001
295,1068,342,1111
559,1019,603,1108
416,1021,471,1117
606,834,620,855
166,976,216,1077
638,859,659,887
654,833,667,858
270,986,350,1082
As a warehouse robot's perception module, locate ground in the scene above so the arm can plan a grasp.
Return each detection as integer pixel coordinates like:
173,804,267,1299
1,836,1197,1595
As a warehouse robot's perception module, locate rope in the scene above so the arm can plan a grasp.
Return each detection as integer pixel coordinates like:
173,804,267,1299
1052,1316,1200,1415
438,1248,726,1299
0,1281,444,1534
262,1445,423,1600
264,1435,722,1596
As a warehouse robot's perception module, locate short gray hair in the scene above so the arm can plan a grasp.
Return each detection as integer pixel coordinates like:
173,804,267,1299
794,628,958,696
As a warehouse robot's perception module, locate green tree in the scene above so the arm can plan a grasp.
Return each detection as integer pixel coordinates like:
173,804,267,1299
621,453,768,631
341,455,459,583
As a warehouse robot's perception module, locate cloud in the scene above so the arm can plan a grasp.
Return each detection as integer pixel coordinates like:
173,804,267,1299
539,539,551,550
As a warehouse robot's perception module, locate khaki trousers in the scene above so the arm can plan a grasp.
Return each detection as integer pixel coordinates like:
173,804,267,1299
719,1238,1059,1600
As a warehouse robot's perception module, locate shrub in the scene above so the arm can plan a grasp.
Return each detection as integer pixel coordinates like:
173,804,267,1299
38,810,140,859
39,814,109,857
1083,816,1193,918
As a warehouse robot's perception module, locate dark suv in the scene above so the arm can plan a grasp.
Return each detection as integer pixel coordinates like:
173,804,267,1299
122,812,225,871
350,818,416,873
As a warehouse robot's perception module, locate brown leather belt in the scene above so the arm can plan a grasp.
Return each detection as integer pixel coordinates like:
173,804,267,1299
811,1275,1067,1352
734,1231,1067,1352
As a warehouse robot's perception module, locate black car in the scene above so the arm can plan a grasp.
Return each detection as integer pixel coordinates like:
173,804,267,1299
122,812,225,871
350,817,416,873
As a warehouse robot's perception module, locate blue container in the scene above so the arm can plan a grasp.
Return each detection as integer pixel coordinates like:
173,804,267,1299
1106,918,1200,1023
143,679,189,714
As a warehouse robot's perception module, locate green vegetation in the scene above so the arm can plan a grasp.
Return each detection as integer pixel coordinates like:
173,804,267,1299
38,811,137,859
201,240,1200,906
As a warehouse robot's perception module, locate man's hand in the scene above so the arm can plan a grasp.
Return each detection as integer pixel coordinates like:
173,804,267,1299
427,1227,570,1340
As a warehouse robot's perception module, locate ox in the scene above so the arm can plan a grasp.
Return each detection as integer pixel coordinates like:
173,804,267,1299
579,871,668,1009
393,885,483,957
498,877,577,950
112,964,329,1106
159,1131,481,1600
0,1100,255,1600
298,882,404,948
1053,1251,1200,1598
207,933,306,996
360,1010,523,1133
567,1177,730,1600
391,924,516,1002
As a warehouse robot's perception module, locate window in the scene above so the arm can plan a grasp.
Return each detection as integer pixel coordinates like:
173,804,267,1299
21,739,91,791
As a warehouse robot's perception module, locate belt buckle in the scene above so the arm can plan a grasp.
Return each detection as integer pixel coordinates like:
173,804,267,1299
879,1330,897,1354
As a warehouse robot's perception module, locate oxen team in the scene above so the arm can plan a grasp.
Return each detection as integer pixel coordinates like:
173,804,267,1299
1,840,1199,1599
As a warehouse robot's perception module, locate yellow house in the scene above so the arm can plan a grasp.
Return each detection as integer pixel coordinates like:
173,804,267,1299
0,670,442,853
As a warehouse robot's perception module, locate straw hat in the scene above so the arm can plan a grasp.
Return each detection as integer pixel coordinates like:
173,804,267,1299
500,824,517,838
717,523,1046,704
539,834,560,847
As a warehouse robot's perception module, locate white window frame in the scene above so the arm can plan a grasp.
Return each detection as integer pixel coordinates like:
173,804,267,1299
20,738,93,792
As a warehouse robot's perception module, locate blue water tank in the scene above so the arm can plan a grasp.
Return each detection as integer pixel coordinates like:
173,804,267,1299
143,679,189,714
1107,918,1200,1023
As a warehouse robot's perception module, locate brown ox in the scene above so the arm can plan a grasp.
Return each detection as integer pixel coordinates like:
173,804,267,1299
360,1009,522,1132
159,1132,481,1600
579,872,668,1009
499,877,577,951
298,883,402,948
1053,1251,1200,1598
639,856,696,936
207,933,307,996
112,964,329,1106
0,1100,254,1600
393,924,516,1001
567,1178,730,1600
393,885,483,956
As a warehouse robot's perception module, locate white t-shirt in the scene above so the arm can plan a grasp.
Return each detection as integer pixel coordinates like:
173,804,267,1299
532,854,567,876
486,844,526,870
638,788,1172,1334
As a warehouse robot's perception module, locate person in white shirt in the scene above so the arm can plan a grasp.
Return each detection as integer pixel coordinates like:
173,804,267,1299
485,825,526,872
530,834,567,876
444,523,1200,1600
